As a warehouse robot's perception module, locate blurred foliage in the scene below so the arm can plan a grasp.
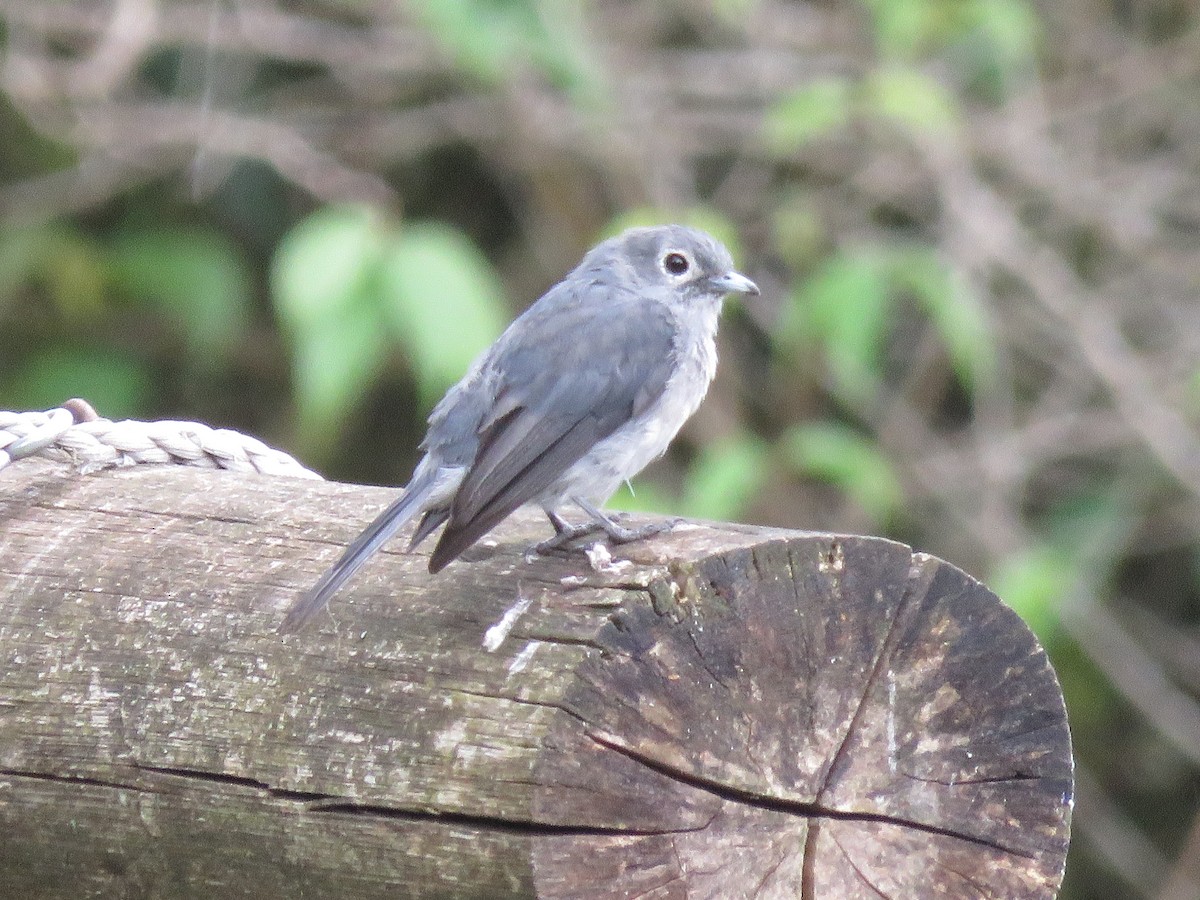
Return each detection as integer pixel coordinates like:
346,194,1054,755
272,207,509,459
783,422,905,529
411,0,602,100
777,246,993,406
2,0,1199,896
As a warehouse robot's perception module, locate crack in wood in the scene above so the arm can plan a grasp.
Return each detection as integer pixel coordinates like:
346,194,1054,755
835,828,893,899
132,763,330,802
584,728,1036,860
901,771,1042,788
290,802,711,838
444,685,593,729
816,551,927,799
1,767,148,794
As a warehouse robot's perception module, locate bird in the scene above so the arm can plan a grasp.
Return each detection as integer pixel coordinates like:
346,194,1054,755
279,224,759,633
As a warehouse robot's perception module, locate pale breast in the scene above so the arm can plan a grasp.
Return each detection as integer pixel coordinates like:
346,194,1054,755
543,299,722,507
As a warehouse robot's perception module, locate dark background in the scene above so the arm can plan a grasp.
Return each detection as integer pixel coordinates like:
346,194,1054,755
2,1,1199,896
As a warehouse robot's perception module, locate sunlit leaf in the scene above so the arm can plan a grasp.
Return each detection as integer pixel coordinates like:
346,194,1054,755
993,486,1126,641
410,0,601,101
962,0,1040,62
711,0,761,26
861,0,941,59
680,431,770,521
763,79,853,153
379,222,508,404
780,250,890,404
290,302,387,459
885,248,995,395
988,547,1073,642
783,422,902,525
863,67,960,133
954,0,1041,98
770,194,826,269
110,229,251,355
39,229,108,318
271,205,384,333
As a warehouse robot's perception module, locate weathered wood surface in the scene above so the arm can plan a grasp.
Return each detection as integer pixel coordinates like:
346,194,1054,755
0,460,1073,898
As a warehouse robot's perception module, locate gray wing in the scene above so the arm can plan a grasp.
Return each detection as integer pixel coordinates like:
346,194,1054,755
427,290,677,572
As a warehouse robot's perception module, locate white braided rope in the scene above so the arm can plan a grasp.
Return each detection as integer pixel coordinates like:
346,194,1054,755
0,406,322,479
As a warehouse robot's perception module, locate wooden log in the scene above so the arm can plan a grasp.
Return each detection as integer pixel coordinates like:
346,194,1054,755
0,460,1073,898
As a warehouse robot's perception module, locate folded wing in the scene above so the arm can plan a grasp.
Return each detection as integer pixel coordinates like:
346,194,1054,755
428,290,677,571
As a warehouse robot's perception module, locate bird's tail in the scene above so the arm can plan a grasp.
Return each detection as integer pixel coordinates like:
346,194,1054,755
278,473,439,633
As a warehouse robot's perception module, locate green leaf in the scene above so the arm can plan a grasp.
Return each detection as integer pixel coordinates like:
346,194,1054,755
0,225,51,310
885,248,995,395
680,431,770,521
783,422,902,525
2,347,153,419
992,486,1126,642
988,547,1073,642
410,0,601,101
770,194,827,269
861,0,942,59
290,302,387,459
863,67,960,133
271,205,385,334
0,223,117,320
953,0,1040,99
36,227,109,319
110,229,251,355
1187,368,1200,417
270,206,398,456
961,0,1040,62
711,0,761,25
763,79,853,153
781,250,890,404
379,222,508,404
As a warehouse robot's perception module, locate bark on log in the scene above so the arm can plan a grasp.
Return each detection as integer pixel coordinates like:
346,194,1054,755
0,460,1073,898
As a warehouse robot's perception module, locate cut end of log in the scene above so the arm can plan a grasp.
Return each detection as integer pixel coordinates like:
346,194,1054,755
529,537,1073,899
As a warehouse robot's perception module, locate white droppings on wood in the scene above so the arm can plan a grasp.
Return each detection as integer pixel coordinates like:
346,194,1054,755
583,543,612,568
483,592,533,652
887,669,897,774
506,641,539,677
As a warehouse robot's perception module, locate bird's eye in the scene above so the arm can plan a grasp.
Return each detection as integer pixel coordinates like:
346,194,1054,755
663,252,690,275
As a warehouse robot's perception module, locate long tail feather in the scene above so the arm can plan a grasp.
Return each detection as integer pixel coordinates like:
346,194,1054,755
279,475,438,633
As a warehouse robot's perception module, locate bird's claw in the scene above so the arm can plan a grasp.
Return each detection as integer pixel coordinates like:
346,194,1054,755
528,514,683,562
597,517,681,544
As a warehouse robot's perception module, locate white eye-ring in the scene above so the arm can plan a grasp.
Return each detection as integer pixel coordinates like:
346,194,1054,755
662,251,690,276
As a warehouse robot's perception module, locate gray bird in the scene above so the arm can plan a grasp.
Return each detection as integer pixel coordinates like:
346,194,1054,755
280,224,758,633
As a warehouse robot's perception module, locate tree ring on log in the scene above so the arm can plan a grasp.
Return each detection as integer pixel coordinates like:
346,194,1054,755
530,535,1073,899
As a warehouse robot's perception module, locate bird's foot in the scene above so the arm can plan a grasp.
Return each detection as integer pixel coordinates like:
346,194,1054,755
530,503,683,560
596,516,683,544
533,519,607,555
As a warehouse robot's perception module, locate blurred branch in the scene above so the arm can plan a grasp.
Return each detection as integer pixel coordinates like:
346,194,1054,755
1061,592,1200,768
1074,763,1167,899
925,130,1200,507
1159,809,1200,900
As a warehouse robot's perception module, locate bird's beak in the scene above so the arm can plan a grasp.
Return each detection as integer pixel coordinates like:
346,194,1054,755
709,270,760,297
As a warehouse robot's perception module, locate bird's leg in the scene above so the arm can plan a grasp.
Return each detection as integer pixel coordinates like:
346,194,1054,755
534,509,606,555
573,497,682,544
532,500,682,559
